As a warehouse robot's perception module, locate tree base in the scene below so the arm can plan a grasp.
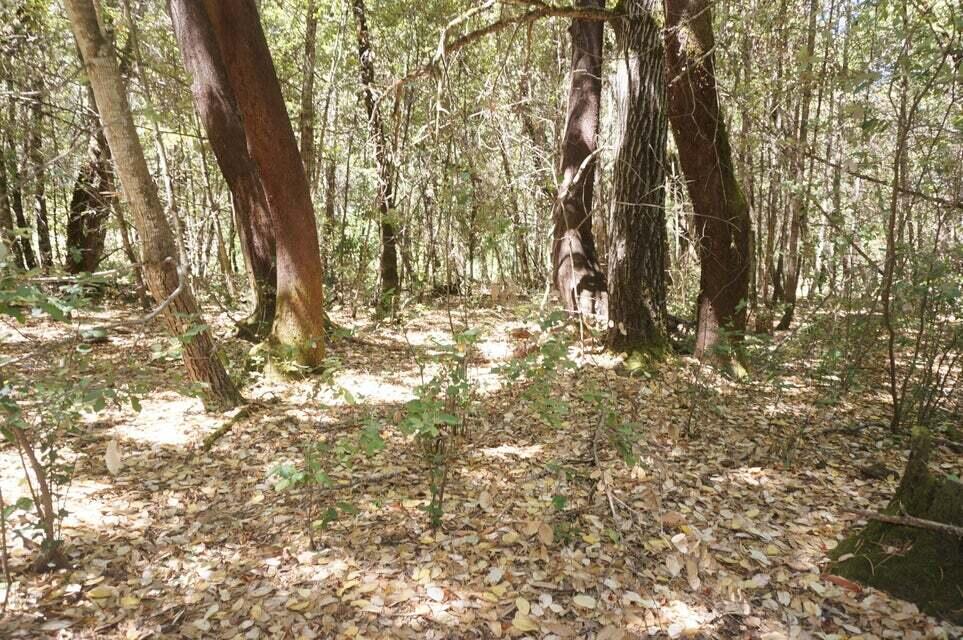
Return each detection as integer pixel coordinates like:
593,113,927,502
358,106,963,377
830,431,962,624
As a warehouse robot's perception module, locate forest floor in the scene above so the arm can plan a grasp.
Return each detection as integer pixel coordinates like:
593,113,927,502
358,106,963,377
1,297,961,639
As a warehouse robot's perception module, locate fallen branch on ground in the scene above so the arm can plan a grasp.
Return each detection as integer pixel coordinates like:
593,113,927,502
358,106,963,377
851,509,963,538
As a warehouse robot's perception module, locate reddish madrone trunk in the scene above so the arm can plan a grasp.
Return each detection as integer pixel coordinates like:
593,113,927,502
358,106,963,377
664,0,753,361
203,0,326,367
553,0,606,318
168,0,278,341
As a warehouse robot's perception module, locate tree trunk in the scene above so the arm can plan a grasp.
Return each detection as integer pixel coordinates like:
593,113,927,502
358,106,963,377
203,0,326,368
4,95,36,270
168,0,278,342
0,136,16,262
27,79,53,269
776,0,819,330
298,0,318,186
66,0,241,410
65,87,113,274
605,0,668,352
553,0,606,318
351,0,400,313
664,0,752,362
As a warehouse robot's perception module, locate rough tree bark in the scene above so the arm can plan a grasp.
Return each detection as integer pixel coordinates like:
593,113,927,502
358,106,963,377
203,0,326,368
664,0,753,362
553,0,606,318
65,87,114,274
606,0,668,352
0,137,15,261
351,0,400,313
168,0,278,342
3,121,36,271
66,0,242,409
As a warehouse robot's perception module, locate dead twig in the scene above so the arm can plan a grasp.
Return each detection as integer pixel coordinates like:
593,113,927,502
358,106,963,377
851,509,963,538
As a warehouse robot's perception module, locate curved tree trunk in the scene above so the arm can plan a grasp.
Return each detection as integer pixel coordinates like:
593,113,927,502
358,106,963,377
65,88,113,274
553,0,606,318
351,0,400,314
168,0,278,342
66,0,241,410
203,0,327,368
606,0,668,352
664,0,752,362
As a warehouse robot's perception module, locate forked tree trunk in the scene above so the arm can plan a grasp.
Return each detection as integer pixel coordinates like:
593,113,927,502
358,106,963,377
168,0,278,342
351,0,400,313
664,0,752,362
203,0,326,368
65,88,113,274
553,0,606,318
606,0,668,352
66,0,241,410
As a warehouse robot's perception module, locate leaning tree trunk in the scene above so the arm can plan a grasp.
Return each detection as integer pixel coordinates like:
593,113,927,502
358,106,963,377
66,0,242,410
664,0,752,363
553,0,606,318
606,0,669,353
168,0,278,342
203,0,326,368
65,87,113,274
351,0,400,314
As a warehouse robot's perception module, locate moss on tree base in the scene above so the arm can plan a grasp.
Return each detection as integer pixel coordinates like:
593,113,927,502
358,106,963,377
830,431,962,624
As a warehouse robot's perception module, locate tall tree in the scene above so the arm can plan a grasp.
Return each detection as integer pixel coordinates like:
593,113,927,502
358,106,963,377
298,0,319,187
777,0,819,330
664,0,753,361
3,112,36,270
0,137,16,262
66,0,242,409
203,0,327,367
351,0,400,313
168,0,278,341
65,87,114,274
552,0,606,318
26,78,52,269
606,0,669,352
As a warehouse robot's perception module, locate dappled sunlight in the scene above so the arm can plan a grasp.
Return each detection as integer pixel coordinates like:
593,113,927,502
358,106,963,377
114,393,218,447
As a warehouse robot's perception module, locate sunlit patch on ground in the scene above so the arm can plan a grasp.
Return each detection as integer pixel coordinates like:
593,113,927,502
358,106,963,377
1,303,960,639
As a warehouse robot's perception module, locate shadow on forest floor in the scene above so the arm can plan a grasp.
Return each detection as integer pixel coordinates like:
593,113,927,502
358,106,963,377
1,301,960,639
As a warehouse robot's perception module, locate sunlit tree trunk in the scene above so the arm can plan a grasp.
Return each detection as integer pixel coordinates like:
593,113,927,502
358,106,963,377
664,0,752,362
3,115,36,271
168,0,278,342
0,136,15,261
553,0,606,318
351,0,400,313
66,0,242,409
203,0,326,367
606,0,668,352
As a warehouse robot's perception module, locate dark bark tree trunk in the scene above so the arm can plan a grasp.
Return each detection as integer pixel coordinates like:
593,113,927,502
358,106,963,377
351,0,400,313
203,0,326,367
606,0,668,352
664,0,753,362
5,137,35,271
168,0,278,342
27,79,52,269
66,0,241,409
553,0,606,318
298,0,318,186
65,88,114,274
